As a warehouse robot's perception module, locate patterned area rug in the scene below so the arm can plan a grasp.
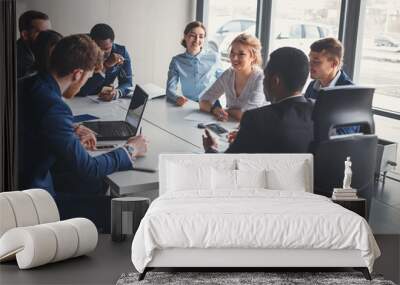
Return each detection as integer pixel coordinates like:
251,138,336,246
116,271,396,285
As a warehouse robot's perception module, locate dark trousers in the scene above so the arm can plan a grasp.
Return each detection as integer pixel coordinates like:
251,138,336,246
51,163,111,233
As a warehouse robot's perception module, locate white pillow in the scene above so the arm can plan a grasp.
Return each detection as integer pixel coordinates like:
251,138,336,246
266,165,307,191
166,162,212,191
237,159,309,192
211,168,237,191
236,169,267,189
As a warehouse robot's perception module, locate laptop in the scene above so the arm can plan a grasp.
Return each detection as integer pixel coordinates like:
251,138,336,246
82,85,149,141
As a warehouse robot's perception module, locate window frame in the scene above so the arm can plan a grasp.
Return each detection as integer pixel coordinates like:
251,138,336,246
197,0,400,120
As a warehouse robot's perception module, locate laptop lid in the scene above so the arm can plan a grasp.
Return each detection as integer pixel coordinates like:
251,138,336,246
124,85,149,132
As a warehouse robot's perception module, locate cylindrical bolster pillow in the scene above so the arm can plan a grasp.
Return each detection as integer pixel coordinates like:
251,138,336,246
0,196,17,237
0,226,57,269
65,218,98,257
23,189,60,224
42,221,79,263
0,218,98,269
1,192,39,228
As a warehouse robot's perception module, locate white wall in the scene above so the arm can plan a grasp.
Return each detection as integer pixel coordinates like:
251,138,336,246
16,0,196,87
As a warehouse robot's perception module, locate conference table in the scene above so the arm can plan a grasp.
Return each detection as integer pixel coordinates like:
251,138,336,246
66,94,238,198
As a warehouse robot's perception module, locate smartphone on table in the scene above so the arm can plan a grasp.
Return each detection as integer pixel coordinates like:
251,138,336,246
205,123,228,135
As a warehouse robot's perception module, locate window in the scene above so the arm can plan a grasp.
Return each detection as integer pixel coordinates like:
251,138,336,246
219,21,242,33
304,25,322,39
357,0,400,172
206,0,258,60
269,0,341,54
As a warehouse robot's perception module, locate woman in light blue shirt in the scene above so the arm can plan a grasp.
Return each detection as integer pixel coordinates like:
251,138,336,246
166,21,223,106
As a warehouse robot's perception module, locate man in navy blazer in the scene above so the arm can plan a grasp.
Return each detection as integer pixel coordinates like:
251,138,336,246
305,38,358,134
18,34,147,196
77,23,133,101
203,47,314,154
305,38,353,100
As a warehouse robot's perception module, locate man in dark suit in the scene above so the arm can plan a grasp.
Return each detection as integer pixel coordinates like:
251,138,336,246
203,47,314,154
18,34,147,196
17,10,50,78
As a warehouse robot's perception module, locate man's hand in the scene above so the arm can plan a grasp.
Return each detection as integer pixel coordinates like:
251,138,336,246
104,53,124,69
74,125,97,150
227,130,238,144
202,129,218,152
98,86,117,101
126,135,148,158
80,133,97,150
176,96,188,107
212,107,229,121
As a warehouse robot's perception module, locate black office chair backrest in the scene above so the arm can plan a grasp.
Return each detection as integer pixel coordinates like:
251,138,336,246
313,134,378,199
312,86,375,142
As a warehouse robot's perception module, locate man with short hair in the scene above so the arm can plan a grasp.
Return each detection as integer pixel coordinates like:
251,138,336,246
203,47,314,154
17,10,51,78
305,37,353,100
306,37,358,134
18,34,147,196
77,23,133,101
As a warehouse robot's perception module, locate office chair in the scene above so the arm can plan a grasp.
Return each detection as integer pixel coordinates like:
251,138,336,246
310,87,377,217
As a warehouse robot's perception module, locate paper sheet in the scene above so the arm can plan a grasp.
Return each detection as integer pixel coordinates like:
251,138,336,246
184,111,216,122
141,83,166,99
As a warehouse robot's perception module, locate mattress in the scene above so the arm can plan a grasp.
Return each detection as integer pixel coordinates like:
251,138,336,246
131,190,380,273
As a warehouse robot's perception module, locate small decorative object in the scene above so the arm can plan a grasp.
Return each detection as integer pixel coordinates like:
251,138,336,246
332,157,358,200
343,156,353,190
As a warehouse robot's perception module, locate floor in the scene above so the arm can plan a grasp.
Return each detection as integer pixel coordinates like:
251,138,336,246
0,235,134,285
0,175,399,285
369,173,400,284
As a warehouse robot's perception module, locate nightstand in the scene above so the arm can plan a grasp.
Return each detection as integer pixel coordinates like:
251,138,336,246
331,198,367,219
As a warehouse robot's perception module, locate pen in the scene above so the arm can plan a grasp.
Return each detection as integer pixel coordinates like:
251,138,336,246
132,167,156,173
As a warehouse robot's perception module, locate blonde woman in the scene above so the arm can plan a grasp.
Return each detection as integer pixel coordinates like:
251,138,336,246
200,33,266,121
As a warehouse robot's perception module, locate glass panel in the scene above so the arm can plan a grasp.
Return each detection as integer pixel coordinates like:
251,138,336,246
304,24,322,39
358,0,400,173
269,0,341,54
207,0,258,61
374,115,400,174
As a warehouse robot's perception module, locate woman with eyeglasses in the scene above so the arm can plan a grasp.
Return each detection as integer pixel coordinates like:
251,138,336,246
200,33,266,121
166,21,223,106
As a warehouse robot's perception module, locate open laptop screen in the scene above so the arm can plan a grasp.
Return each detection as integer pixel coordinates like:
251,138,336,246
125,85,149,129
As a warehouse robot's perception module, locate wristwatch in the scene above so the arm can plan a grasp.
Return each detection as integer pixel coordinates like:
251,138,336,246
124,144,136,160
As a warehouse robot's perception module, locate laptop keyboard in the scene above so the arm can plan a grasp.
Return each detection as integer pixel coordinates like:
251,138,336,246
105,123,134,137
83,121,135,138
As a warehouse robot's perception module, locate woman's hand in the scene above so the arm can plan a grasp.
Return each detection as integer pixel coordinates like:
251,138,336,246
176,96,188,106
227,108,242,121
212,107,229,121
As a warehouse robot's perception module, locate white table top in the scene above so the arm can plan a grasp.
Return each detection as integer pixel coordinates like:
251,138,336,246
139,98,239,149
66,95,207,196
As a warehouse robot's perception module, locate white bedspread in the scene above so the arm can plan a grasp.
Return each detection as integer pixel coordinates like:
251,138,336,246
131,190,380,273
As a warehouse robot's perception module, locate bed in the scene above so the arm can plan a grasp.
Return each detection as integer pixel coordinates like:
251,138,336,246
131,154,380,280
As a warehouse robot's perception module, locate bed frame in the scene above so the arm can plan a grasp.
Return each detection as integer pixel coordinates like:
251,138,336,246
137,154,372,281
138,248,371,280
